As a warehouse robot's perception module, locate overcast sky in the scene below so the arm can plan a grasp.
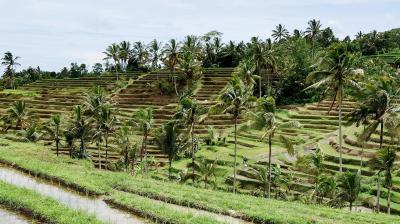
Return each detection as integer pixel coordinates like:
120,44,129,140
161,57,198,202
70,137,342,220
0,0,399,73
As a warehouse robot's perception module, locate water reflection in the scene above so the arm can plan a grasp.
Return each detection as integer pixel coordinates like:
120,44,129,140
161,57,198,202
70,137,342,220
0,167,144,224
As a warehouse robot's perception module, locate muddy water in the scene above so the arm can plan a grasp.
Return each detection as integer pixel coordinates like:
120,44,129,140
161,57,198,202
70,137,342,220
0,166,145,224
0,206,31,224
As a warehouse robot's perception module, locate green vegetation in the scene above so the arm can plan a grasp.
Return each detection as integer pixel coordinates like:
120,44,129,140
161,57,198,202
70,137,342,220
0,180,103,224
0,138,399,224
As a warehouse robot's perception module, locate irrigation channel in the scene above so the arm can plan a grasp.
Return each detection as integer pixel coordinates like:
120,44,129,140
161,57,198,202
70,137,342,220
0,206,31,224
0,166,145,224
0,166,252,224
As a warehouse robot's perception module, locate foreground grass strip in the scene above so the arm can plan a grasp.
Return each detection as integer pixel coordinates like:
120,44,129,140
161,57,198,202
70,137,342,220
0,180,103,224
1,138,400,224
107,191,228,224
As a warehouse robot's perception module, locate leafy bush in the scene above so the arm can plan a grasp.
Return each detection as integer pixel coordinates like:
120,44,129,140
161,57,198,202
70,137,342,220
152,79,175,95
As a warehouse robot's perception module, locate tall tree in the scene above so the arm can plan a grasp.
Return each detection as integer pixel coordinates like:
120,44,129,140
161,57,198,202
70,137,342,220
130,108,154,174
244,96,300,198
305,19,322,59
132,41,148,67
337,171,361,211
149,39,162,70
115,126,136,173
369,147,397,214
210,75,256,193
119,41,131,71
69,106,93,159
305,43,361,173
43,114,62,157
103,43,120,80
1,51,21,89
163,39,180,95
174,92,207,179
272,24,289,42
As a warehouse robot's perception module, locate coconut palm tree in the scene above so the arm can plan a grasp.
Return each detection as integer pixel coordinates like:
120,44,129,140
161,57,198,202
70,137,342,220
272,24,289,42
1,51,21,89
6,100,30,130
359,90,400,149
103,43,120,80
63,129,75,158
178,50,203,91
235,58,256,87
346,103,370,171
20,122,42,142
130,108,154,174
369,147,397,214
305,44,361,173
245,96,301,198
83,86,108,117
305,19,322,59
132,41,148,67
174,92,207,178
337,171,361,211
210,75,256,193
155,121,188,179
119,41,131,71
163,39,180,95
69,105,93,159
181,35,202,57
185,158,218,189
248,38,278,97
99,105,117,166
42,114,62,156
148,39,162,70
115,125,136,173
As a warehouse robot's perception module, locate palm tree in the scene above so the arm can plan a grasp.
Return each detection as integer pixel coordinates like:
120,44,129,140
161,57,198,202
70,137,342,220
305,19,322,59
245,96,301,198
148,39,162,70
337,171,361,211
119,41,131,71
346,103,370,171
163,39,180,95
272,24,289,42
174,92,207,178
20,122,42,142
83,86,108,117
178,50,203,91
355,31,363,40
103,43,120,80
359,90,400,149
43,114,62,156
185,158,218,189
210,75,256,193
305,44,361,173
63,129,75,158
1,51,21,89
369,147,396,214
115,125,136,173
132,41,148,67
181,35,202,57
235,58,256,87
130,108,154,174
248,38,278,97
69,106,93,159
155,121,188,179
7,100,30,130
99,106,117,166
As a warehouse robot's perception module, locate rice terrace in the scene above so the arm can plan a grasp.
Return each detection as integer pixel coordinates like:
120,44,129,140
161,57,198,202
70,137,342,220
0,1,400,223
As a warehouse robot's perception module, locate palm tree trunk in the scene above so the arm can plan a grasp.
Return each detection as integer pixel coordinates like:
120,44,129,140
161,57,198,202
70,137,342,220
56,139,59,157
97,142,101,169
379,122,384,149
259,74,262,98
338,88,343,173
268,134,272,199
388,186,391,215
233,116,238,194
168,158,172,179
105,133,108,166
191,123,196,183
377,173,381,213
359,125,365,175
173,68,178,96
80,138,85,157
143,132,149,175
349,201,353,211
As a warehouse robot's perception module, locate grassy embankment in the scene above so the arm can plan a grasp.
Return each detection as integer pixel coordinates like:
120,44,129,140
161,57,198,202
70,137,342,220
1,137,400,224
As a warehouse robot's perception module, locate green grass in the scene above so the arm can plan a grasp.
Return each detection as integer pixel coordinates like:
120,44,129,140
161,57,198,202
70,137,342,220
108,191,228,224
0,180,103,224
0,89,38,97
1,137,400,224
